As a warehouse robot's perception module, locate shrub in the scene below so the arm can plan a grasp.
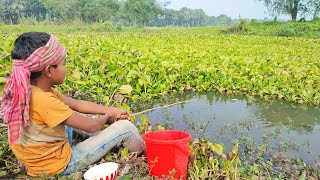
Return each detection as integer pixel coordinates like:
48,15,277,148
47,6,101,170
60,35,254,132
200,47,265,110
222,19,252,34
20,17,38,25
277,26,296,37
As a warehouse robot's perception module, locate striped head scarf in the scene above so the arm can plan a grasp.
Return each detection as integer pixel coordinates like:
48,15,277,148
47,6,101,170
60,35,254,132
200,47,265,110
1,34,66,145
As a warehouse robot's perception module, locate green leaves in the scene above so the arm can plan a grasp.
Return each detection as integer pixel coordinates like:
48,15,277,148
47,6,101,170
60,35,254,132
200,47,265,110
119,85,133,95
1,32,319,106
71,68,81,80
0,171,6,177
232,143,238,154
209,143,223,156
190,139,241,179
0,77,7,84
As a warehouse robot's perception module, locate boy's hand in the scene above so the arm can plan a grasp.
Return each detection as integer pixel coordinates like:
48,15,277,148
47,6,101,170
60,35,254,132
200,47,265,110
106,108,129,124
107,112,118,124
116,109,129,120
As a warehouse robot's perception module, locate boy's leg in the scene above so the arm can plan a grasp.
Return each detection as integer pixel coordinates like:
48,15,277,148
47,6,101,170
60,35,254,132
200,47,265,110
65,126,99,146
63,120,145,175
65,126,73,146
73,128,99,137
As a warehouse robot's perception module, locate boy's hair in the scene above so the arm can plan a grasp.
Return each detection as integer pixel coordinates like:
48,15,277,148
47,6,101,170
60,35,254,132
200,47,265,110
3,33,66,145
11,32,51,79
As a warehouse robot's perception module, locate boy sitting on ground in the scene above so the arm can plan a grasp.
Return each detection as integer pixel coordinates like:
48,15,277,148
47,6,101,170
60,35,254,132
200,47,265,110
1,32,145,177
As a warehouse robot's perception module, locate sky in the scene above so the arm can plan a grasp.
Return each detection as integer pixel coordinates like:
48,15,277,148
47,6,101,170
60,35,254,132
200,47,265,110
161,0,291,20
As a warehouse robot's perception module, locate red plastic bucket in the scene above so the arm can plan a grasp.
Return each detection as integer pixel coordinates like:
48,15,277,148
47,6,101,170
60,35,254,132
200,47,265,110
144,130,192,180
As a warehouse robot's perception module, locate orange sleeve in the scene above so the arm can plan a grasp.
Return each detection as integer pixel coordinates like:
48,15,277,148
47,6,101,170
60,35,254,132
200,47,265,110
38,93,73,127
51,88,65,101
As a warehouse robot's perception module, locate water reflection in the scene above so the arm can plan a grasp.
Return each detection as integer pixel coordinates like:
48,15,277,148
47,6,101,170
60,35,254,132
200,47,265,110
129,91,320,165
252,100,319,132
131,92,319,133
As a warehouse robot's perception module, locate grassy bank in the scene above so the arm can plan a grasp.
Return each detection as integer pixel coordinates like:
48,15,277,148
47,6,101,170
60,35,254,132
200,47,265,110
224,20,320,38
1,20,320,38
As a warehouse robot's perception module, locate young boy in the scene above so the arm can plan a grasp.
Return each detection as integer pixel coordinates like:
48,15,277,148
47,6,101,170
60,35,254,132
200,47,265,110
1,32,145,176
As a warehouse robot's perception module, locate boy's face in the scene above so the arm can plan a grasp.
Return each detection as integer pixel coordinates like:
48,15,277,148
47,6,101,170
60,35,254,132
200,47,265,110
50,59,66,85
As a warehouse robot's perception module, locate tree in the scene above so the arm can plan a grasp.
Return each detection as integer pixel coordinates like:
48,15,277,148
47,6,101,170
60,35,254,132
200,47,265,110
124,0,163,26
40,0,81,22
180,7,193,26
194,9,208,26
216,14,232,25
304,0,320,19
81,0,120,23
0,0,26,24
0,0,233,26
258,0,320,21
24,0,47,21
0,0,6,23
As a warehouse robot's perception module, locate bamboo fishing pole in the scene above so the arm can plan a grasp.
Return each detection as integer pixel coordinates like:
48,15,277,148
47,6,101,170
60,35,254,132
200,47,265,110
131,100,192,116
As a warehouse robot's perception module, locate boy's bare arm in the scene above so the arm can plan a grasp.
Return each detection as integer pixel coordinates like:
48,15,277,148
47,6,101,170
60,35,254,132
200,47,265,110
64,96,128,118
63,112,113,133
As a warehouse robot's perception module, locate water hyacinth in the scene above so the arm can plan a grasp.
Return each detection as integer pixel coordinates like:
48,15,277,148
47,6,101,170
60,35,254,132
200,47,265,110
0,31,320,179
1,33,319,105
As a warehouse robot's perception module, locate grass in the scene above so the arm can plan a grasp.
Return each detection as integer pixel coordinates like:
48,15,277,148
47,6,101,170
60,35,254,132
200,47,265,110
1,20,320,38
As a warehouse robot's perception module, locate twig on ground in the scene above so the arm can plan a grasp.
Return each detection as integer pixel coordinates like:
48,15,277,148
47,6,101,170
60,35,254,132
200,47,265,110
131,100,192,116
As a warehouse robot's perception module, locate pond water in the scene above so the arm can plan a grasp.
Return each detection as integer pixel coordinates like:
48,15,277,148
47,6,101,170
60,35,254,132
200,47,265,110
130,92,320,166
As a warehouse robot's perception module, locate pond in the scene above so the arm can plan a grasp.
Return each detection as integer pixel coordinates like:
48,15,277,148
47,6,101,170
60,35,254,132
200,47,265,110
130,92,320,167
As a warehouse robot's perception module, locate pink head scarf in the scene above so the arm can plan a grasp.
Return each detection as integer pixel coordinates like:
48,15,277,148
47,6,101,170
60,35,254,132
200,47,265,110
1,34,66,145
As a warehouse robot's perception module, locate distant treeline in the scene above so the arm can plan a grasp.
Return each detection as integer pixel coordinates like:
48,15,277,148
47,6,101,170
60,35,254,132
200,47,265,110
0,0,240,26
150,8,239,27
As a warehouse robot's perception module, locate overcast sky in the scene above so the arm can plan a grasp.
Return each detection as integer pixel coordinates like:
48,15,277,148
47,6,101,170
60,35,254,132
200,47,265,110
162,0,291,20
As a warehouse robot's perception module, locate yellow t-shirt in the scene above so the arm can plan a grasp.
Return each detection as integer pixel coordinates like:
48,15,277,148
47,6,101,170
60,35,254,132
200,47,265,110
11,86,73,176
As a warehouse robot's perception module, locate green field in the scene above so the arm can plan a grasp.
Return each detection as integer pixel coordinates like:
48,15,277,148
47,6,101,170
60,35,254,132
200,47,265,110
1,25,320,178
1,31,319,105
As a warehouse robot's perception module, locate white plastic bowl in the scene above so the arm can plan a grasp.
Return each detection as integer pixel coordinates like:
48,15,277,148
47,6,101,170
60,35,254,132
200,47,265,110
83,162,119,180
